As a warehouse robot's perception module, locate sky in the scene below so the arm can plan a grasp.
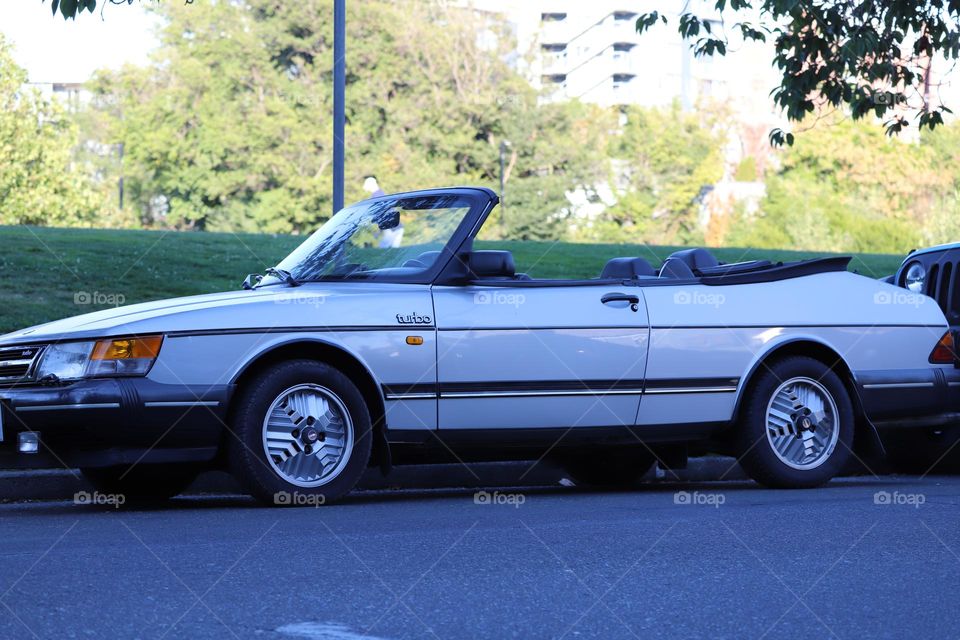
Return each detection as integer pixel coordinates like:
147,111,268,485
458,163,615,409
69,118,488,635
1,1,158,84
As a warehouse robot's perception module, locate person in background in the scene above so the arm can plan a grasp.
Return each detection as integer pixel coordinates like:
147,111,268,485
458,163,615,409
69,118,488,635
364,176,404,248
363,176,386,199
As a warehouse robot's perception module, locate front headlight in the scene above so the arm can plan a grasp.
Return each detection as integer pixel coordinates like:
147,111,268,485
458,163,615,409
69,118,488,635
35,342,95,381
904,262,926,293
35,336,163,381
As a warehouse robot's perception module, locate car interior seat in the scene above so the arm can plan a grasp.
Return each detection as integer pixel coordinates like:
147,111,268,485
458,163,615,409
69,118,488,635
600,257,656,280
658,257,696,279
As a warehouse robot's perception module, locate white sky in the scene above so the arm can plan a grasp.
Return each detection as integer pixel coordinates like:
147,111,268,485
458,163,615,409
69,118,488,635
0,1,158,83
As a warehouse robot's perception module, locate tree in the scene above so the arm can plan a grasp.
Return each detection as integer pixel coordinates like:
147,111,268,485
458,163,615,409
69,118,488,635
724,117,956,252
638,2,960,143
494,100,616,241
0,35,102,226
43,0,155,20
574,103,723,245
86,0,610,236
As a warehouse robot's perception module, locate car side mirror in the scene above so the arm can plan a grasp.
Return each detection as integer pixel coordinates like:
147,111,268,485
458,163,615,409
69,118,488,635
242,273,262,290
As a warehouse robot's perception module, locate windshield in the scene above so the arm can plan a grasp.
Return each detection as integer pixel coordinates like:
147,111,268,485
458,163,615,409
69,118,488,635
262,193,474,285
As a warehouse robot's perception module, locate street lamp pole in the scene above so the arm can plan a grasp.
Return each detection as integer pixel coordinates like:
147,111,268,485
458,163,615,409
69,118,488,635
499,140,510,234
333,0,346,216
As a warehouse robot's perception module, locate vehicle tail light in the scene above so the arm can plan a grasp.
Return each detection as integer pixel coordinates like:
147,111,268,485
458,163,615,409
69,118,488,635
929,331,958,364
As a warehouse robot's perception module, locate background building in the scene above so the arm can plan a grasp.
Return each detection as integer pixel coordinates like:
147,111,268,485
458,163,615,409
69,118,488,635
469,0,780,119
468,0,783,226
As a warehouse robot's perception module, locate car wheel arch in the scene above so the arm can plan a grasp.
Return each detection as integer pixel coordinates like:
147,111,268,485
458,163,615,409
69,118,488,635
733,338,868,428
224,339,389,471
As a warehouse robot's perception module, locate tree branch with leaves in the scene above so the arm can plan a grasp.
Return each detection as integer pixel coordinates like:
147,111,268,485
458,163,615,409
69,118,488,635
638,1,960,144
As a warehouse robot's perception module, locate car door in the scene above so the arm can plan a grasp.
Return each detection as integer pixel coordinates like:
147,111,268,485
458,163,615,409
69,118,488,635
431,283,649,430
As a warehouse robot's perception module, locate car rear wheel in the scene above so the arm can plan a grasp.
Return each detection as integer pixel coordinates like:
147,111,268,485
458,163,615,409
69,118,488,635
560,449,656,486
227,359,372,506
736,356,853,488
81,464,200,503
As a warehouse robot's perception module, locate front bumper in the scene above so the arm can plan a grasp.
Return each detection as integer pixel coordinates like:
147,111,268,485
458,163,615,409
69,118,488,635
0,378,232,468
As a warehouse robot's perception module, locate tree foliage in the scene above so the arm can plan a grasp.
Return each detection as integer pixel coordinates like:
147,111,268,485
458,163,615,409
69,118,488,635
86,0,612,236
43,0,161,20
574,104,723,245
639,1,960,143
725,117,960,253
0,35,101,226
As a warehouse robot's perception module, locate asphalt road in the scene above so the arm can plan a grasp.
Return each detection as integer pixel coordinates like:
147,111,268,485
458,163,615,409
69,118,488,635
1,475,959,640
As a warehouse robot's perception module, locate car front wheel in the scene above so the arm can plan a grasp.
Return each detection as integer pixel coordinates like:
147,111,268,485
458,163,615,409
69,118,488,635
228,359,372,505
736,356,854,488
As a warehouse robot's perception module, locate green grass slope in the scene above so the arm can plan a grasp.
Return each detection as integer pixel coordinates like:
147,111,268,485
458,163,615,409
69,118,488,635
0,226,904,335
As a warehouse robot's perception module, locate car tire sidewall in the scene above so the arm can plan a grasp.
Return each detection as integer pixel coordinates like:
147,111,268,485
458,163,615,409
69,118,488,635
228,360,372,505
738,356,854,488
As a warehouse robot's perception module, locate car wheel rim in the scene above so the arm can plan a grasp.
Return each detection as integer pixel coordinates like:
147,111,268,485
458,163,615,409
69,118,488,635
764,376,840,471
262,384,354,488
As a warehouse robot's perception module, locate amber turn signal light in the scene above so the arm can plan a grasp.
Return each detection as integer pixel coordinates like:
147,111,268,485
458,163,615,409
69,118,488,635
91,335,164,361
406,336,424,346
929,331,957,364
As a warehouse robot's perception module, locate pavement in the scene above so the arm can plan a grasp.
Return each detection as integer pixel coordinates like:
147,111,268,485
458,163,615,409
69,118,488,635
0,465,959,639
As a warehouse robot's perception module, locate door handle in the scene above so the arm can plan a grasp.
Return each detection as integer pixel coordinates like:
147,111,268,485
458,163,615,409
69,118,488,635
601,292,640,311
601,292,639,305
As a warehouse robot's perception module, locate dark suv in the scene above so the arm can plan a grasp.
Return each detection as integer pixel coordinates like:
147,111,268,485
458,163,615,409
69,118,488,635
886,243,960,471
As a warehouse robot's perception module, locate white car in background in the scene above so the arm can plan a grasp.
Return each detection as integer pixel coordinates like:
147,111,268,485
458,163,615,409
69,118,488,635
0,187,957,504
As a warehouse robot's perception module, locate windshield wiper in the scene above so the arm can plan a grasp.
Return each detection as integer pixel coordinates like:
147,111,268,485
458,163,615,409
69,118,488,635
262,267,301,287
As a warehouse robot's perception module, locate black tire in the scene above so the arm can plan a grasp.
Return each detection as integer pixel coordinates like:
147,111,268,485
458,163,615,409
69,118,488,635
561,449,656,486
81,464,199,503
735,356,854,488
227,359,372,506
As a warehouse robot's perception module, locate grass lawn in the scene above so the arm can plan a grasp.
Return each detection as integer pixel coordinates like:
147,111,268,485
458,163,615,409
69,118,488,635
0,225,905,335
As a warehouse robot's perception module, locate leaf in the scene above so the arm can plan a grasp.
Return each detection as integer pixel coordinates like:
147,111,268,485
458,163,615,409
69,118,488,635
59,0,77,19
635,12,662,35
51,0,60,16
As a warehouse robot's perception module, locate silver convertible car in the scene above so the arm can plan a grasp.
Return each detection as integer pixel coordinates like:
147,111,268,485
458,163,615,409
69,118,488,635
1,187,958,504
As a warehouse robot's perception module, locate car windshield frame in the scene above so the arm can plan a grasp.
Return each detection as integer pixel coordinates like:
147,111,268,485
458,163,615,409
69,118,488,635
259,187,496,286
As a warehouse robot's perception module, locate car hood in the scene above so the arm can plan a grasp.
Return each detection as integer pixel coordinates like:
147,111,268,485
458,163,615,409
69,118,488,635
0,282,430,345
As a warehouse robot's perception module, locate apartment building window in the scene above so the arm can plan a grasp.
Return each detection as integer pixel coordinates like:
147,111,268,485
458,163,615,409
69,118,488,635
612,73,635,91
613,11,638,23
541,12,567,22
612,42,635,60
542,43,567,68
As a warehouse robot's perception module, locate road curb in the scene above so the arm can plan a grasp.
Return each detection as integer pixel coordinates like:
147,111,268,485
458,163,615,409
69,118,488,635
0,457,748,503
